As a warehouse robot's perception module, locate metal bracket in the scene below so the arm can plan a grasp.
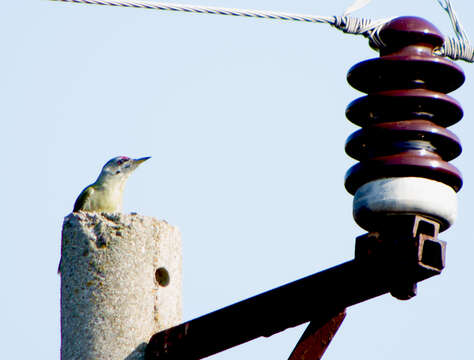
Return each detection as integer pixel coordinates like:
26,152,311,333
355,215,446,300
288,310,346,360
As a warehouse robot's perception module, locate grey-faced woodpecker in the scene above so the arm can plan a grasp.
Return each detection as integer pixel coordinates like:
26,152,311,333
73,156,151,212
58,156,150,274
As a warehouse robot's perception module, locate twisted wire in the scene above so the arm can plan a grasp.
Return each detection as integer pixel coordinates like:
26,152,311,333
49,0,391,46
49,0,473,62
50,0,334,24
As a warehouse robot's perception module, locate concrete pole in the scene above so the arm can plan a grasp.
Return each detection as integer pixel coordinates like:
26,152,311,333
60,212,182,360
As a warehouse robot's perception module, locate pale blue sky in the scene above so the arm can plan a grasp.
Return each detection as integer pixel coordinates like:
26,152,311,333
2,0,474,359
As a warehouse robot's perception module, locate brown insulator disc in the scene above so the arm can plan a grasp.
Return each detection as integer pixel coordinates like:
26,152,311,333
347,55,464,94
346,89,463,128
345,120,462,161
344,151,462,195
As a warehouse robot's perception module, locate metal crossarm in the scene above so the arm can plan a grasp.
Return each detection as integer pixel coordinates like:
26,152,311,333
145,215,445,360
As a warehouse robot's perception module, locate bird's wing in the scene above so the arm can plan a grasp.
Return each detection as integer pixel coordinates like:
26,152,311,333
73,185,94,212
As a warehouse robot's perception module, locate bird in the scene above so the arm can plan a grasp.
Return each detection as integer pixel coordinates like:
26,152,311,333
73,156,151,213
58,156,150,274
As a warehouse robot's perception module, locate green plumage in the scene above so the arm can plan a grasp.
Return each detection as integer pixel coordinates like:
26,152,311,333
73,186,95,212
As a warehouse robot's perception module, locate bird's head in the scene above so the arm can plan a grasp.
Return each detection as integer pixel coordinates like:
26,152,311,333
99,156,151,181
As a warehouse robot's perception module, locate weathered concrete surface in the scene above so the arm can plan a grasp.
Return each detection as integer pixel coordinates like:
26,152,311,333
60,212,182,360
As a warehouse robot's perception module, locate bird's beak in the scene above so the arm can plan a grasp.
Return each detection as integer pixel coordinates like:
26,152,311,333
133,156,151,165
133,156,151,164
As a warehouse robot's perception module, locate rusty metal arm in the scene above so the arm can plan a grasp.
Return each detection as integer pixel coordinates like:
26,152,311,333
145,215,445,360
287,310,347,360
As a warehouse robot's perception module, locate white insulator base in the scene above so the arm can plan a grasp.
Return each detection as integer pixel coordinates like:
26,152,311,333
353,177,458,232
